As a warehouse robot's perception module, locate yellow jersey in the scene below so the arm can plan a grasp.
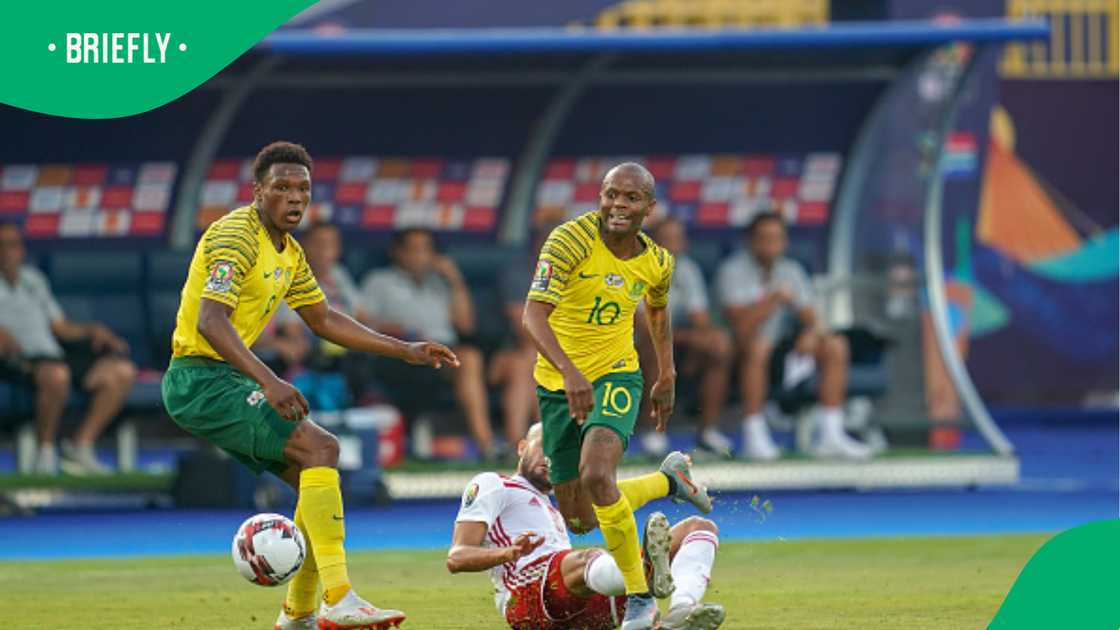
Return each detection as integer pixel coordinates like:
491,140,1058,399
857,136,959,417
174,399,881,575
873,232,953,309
171,205,324,361
527,211,674,391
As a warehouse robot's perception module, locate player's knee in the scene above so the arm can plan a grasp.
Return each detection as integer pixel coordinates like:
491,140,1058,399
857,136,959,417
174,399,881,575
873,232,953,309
686,516,719,536
294,430,339,468
578,466,616,504
567,548,596,573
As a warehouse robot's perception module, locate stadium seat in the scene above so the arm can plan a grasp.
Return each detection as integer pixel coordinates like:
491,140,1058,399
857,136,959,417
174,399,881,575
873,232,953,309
688,240,725,280
55,294,150,368
48,250,143,294
145,250,193,369
446,244,521,285
197,156,510,236
47,252,150,368
446,244,523,350
146,250,192,291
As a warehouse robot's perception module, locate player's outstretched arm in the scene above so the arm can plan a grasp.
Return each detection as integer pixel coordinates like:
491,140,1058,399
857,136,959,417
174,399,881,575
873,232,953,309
644,304,677,431
522,299,593,422
197,297,309,422
296,300,460,368
446,521,543,574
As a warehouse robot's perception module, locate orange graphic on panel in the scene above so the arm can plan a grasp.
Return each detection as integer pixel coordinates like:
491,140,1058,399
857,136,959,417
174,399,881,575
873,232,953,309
976,106,1081,263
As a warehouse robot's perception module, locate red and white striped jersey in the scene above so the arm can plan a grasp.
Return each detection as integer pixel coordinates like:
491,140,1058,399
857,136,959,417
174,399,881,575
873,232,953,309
455,472,572,613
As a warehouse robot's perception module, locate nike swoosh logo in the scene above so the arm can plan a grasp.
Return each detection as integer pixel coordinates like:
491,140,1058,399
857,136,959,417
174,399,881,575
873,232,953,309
675,471,699,496
578,272,598,278
332,515,344,521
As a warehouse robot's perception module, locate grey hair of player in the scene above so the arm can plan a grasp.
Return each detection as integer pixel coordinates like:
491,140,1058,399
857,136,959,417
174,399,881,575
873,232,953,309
602,162,656,200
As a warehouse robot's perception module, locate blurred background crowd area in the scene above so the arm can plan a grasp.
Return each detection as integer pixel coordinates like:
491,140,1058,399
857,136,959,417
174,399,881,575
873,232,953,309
0,0,1115,502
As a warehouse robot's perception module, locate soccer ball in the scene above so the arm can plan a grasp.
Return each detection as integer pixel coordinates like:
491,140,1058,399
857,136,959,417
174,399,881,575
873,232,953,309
231,513,306,586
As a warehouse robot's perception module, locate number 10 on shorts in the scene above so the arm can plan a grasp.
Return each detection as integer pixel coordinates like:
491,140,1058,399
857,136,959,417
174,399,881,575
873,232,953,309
600,381,633,417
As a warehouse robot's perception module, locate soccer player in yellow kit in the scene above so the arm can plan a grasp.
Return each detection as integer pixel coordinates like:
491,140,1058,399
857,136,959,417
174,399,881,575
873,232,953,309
522,163,711,630
162,141,458,630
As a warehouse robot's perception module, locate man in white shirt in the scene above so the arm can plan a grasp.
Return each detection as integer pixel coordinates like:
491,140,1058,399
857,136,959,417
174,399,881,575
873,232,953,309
715,213,870,460
447,423,725,630
641,217,734,457
358,228,496,459
0,222,137,475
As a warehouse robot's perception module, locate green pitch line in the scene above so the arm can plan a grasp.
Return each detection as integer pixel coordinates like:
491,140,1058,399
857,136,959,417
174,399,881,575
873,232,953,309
0,533,1046,629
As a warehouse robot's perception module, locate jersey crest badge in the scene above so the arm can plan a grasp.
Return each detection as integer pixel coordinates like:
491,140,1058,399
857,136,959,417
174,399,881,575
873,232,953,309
628,280,647,300
530,260,553,292
463,482,480,508
206,261,234,293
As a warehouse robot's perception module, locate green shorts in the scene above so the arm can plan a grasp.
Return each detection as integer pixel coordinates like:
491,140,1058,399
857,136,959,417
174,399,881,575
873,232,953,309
537,370,643,485
161,356,296,476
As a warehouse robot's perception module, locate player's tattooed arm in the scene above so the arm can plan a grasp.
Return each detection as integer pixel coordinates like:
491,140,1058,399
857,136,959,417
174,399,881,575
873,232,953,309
645,304,676,431
447,521,543,574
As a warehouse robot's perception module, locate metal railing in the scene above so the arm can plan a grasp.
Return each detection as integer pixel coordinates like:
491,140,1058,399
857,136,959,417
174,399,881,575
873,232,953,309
1002,0,1118,78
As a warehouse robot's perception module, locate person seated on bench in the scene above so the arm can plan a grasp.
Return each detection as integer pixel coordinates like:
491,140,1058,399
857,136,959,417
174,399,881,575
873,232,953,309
716,212,871,461
358,228,498,460
641,217,734,458
0,222,137,475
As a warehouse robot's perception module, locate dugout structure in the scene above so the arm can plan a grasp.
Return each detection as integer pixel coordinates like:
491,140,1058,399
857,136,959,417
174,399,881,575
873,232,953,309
168,19,1047,496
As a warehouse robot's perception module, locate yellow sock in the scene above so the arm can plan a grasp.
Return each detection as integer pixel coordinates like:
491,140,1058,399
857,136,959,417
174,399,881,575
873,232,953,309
592,494,648,594
618,472,669,511
283,505,319,618
298,466,351,606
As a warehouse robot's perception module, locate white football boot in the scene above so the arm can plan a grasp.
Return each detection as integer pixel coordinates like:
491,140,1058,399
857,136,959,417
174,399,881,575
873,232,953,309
317,590,405,630
642,511,675,599
661,602,727,629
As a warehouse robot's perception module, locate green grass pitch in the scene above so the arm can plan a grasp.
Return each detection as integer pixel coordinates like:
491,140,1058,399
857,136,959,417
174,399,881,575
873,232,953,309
0,533,1045,629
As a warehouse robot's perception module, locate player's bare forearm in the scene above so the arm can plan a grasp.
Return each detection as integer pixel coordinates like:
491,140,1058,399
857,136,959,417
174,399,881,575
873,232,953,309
446,543,516,574
645,304,677,429
522,299,578,376
448,521,518,573
300,301,460,368
645,304,676,381
298,300,411,361
197,298,280,388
